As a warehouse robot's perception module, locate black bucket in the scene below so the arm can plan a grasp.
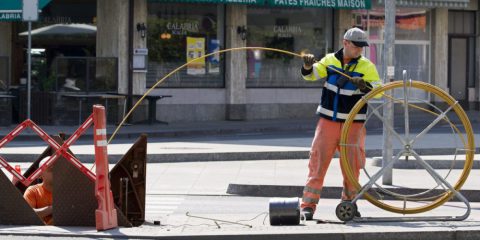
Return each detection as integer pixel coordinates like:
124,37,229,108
269,197,300,225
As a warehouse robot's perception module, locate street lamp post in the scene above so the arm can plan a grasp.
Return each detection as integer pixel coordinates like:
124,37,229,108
22,0,39,120
382,0,395,185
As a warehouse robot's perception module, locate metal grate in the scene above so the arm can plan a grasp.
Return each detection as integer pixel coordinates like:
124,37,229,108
110,134,147,227
52,157,131,227
0,171,44,225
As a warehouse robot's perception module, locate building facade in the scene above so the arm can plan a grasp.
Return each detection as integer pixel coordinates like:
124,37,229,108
0,0,478,124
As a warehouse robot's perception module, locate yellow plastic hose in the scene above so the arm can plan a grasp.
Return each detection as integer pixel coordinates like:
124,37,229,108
108,47,351,143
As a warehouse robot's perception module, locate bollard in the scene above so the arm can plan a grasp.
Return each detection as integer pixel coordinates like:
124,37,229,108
269,197,300,226
93,105,118,231
11,165,22,185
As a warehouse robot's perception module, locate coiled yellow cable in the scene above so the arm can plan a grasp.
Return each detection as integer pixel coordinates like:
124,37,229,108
340,80,475,214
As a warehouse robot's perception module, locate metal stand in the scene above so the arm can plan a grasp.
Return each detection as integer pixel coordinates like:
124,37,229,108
336,70,473,222
336,149,471,222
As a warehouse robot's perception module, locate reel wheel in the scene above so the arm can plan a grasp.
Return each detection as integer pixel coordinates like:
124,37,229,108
335,201,357,222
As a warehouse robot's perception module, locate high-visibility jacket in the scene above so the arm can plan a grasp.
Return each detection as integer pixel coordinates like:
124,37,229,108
302,49,380,122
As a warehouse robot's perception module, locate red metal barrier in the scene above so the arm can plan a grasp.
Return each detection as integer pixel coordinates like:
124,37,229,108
93,105,118,230
0,118,96,186
0,104,118,231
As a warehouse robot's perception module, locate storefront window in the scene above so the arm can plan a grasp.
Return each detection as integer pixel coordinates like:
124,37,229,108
355,8,429,41
16,0,97,91
353,3,431,100
353,0,430,82
0,57,8,92
147,4,224,88
246,7,333,88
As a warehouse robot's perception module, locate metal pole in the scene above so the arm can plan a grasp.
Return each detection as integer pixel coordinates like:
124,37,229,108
27,21,32,120
127,0,134,123
382,0,395,185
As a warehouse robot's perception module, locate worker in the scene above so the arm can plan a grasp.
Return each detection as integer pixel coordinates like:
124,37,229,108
300,27,381,220
24,157,54,225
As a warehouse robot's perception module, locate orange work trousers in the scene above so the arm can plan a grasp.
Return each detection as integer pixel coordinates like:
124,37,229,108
301,118,366,211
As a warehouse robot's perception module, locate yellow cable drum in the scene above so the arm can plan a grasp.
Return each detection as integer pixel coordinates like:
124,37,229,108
340,80,475,214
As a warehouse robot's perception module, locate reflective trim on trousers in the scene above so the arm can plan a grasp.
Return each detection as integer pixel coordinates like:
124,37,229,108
302,197,319,204
342,189,357,200
304,186,322,195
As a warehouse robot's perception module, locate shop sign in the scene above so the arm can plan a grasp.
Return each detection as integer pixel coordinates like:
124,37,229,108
149,0,265,5
273,25,303,38
269,0,371,8
224,0,265,4
150,0,368,8
167,22,199,35
0,0,51,21
0,12,22,21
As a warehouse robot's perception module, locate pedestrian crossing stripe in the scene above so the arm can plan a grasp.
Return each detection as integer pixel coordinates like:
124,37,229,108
145,195,185,219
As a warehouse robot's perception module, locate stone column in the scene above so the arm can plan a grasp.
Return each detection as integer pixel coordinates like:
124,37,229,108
336,10,352,49
477,9,480,105
0,23,12,83
432,8,448,102
225,6,247,120
0,23,13,125
96,0,129,94
132,0,147,95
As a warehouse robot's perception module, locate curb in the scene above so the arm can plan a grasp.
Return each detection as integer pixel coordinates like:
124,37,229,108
3,148,478,164
370,157,480,169
0,120,318,142
0,226,479,240
227,183,480,202
0,152,309,164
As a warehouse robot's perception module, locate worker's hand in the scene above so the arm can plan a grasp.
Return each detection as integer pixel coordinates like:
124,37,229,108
302,54,316,70
350,77,369,92
337,76,348,88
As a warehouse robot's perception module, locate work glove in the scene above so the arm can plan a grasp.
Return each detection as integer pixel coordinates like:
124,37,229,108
302,54,316,70
350,77,369,92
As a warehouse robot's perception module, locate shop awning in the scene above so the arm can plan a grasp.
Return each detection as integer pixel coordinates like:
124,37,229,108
19,24,97,36
268,0,371,9
149,0,372,9
381,0,470,8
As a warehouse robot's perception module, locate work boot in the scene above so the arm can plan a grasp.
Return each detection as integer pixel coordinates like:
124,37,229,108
301,207,314,220
352,202,361,218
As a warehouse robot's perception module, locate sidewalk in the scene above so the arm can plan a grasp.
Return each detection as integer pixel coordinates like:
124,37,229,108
1,116,479,197
2,199,480,240
0,117,478,163
1,116,480,239
4,159,480,240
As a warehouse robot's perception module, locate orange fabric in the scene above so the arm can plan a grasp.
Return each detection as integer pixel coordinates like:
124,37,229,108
24,183,53,225
301,118,366,211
